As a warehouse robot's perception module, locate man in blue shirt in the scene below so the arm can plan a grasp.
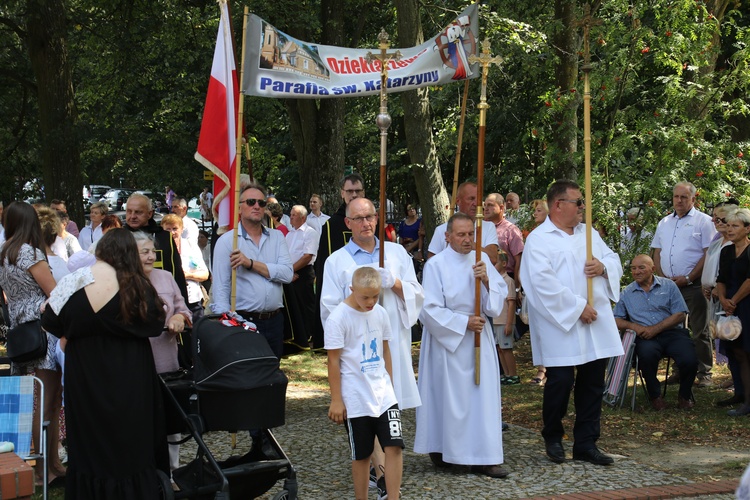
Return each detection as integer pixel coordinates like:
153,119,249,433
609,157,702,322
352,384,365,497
614,254,698,410
211,183,293,358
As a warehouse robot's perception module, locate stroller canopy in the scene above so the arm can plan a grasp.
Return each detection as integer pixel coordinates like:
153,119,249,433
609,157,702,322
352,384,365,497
193,316,287,391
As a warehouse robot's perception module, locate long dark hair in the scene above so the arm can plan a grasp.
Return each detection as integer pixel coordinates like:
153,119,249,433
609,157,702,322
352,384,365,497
0,202,45,265
95,228,165,325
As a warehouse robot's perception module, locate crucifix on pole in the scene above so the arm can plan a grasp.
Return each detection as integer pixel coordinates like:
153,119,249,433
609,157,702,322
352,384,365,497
467,39,502,386
366,29,402,267
574,4,601,306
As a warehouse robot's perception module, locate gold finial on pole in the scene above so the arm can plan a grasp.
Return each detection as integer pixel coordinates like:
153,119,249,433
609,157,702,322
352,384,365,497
366,29,402,268
467,39,502,386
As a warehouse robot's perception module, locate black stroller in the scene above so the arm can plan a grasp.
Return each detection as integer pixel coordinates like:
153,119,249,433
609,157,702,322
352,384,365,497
160,315,298,499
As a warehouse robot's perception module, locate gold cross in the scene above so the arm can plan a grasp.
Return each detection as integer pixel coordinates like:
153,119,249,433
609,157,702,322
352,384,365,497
468,39,503,112
574,4,602,68
366,29,402,131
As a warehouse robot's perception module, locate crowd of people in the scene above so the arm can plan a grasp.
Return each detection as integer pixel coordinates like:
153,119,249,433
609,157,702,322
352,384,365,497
0,176,748,499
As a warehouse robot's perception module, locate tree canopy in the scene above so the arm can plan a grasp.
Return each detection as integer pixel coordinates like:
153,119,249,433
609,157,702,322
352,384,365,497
1,0,749,260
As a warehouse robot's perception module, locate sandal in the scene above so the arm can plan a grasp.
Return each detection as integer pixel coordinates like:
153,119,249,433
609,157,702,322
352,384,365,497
530,376,546,386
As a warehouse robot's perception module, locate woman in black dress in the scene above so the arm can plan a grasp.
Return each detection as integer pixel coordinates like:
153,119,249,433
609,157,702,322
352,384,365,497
42,229,168,499
716,208,750,416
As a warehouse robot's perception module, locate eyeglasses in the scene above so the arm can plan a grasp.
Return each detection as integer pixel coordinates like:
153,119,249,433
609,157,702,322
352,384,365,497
343,189,364,196
240,198,267,208
557,198,585,207
347,214,377,224
714,217,727,224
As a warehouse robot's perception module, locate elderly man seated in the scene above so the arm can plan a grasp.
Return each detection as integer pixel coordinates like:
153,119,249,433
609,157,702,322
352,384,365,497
613,254,698,410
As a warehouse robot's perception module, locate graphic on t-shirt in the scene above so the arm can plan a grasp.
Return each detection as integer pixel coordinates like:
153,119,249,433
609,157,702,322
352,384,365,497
360,319,381,374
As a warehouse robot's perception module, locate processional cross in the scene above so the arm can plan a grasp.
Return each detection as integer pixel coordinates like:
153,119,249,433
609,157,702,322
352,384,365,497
366,29,402,267
467,39,502,386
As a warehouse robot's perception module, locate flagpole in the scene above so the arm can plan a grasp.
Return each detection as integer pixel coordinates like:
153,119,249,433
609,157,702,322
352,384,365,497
468,40,502,386
231,6,249,312
450,80,470,217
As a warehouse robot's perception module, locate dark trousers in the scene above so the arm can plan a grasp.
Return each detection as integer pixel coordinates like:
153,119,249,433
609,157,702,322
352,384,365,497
542,358,607,453
253,313,284,359
681,283,712,378
727,348,746,398
635,327,698,400
282,266,316,348
188,301,204,325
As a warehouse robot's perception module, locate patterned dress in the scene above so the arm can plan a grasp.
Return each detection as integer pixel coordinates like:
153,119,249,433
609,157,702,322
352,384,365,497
0,243,57,373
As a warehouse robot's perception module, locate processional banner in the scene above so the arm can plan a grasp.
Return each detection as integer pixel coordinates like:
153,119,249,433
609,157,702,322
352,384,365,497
242,4,479,98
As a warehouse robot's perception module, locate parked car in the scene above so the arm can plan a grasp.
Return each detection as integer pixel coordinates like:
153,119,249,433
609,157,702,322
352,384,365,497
100,188,135,211
83,185,111,211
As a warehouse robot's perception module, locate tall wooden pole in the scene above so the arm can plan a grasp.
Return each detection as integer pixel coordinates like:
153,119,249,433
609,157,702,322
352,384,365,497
366,29,401,267
467,40,502,386
577,5,601,306
230,6,250,312
450,80,470,217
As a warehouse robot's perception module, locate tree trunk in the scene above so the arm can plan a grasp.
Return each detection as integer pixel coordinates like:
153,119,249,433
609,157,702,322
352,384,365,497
284,0,346,211
552,0,580,180
394,0,450,242
26,0,83,224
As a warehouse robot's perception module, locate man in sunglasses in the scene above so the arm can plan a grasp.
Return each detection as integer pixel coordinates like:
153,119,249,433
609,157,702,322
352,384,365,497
651,181,716,388
211,183,293,358
312,173,369,350
320,197,424,486
520,179,623,467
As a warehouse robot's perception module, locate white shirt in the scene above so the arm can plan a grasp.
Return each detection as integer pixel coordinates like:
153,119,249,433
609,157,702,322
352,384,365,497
285,222,318,266
321,240,423,410
650,207,716,278
78,224,103,252
428,220,499,256
414,247,506,465
306,212,330,235
520,219,624,367
181,216,200,249
701,237,733,288
324,302,396,418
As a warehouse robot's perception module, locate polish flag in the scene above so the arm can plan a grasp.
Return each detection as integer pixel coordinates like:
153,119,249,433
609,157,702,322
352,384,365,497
195,0,239,232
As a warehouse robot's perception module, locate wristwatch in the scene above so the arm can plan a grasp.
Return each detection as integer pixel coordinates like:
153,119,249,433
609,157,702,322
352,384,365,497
685,275,693,285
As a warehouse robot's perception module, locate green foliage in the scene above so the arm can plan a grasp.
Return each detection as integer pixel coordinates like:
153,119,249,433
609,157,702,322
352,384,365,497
1,0,750,227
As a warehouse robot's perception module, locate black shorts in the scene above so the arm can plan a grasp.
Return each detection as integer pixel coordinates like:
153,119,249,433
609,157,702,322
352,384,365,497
345,404,404,460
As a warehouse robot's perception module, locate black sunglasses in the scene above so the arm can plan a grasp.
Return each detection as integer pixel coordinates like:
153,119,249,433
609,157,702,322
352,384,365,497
240,198,267,208
714,217,727,224
558,198,585,207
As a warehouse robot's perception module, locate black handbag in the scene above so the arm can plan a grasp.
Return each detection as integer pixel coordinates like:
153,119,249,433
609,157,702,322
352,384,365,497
6,319,47,363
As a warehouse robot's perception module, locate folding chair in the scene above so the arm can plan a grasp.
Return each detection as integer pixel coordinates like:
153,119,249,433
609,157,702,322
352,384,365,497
0,376,47,500
603,329,638,409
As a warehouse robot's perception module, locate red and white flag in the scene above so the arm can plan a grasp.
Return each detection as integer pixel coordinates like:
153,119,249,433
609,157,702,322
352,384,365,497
195,0,239,231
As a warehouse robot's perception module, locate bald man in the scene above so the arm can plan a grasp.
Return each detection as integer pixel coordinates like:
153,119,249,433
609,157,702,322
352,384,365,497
614,254,697,411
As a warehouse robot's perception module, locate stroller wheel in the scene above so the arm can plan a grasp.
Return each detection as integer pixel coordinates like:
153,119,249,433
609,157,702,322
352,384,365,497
156,470,175,500
271,490,290,500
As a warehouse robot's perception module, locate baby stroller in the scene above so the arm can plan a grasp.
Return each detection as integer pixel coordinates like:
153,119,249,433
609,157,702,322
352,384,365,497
160,314,297,499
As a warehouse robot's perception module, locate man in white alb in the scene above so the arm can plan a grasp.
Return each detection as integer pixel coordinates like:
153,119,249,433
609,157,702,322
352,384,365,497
415,212,509,479
520,180,623,466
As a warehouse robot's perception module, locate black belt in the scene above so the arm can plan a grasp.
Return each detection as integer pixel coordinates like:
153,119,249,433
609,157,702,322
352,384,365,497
236,309,281,320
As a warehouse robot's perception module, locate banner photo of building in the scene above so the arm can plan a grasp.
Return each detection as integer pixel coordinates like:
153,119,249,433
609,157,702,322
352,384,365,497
243,4,479,99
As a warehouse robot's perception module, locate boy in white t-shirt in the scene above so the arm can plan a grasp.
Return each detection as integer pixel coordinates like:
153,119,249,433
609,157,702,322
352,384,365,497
325,267,403,500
